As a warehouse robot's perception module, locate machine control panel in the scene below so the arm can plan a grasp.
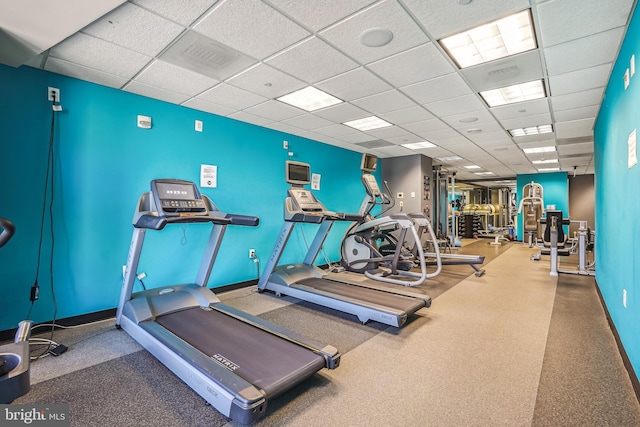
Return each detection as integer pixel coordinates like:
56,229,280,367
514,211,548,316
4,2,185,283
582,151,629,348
288,189,324,212
151,179,207,216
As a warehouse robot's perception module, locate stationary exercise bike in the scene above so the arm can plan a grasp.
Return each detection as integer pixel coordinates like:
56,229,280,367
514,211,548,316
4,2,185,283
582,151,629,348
0,217,33,403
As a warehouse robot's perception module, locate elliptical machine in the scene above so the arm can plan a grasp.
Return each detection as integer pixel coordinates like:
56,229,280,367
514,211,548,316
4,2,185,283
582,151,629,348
0,217,33,403
340,155,441,286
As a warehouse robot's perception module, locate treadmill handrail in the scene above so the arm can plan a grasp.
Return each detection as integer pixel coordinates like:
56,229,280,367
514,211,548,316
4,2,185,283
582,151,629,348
134,213,231,230
0,217,16,248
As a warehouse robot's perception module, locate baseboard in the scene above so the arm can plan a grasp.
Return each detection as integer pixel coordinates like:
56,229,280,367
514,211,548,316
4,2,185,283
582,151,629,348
595,280,640,402
0,280,258,342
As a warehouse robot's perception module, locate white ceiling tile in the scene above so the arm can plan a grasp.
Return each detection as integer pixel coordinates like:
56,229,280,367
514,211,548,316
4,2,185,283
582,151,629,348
553,105,599,122
499,112,552,129
401,119,450,134
43,57,128,89
281,114,335,130
315,123,361,137
337,132,377,143
227,63,306,98
537,0,633,47
49,32,151,79
123,80,190,104
365,126,411,139
385,134,427,145
555,118,595,139
424,94,486,117
262,121,307,136
378,106,435,125
194,0,310,59
198,83,268,110
417,128,464,144
135,60,218,95
465,129,511,143
227,110,274,126
243,100,305,121
401,73,473,104
131,0,217,26
557,142,594,156
267,37,359,84
81,2,184,56
551,87,604,112
490,98,550,120
351,90,417,115
265,0,377,32
0,0,124,66
368,43,456,87
544,27,625,75
440,109,497,129
313,102,369,122
182,98,236,117
403,0,530,39
319,0,429,64
549,64,611,96
316,67,392,101
375,145,415,157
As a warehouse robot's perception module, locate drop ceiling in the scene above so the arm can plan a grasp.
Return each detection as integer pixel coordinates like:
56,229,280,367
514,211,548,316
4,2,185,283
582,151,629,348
1,0,636,184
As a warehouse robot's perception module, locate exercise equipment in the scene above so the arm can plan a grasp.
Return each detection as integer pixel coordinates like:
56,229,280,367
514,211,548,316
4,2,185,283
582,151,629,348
0,217,33,404
518,182,544,247
257,161,432,328
340,156,435,286
349,154,485,277
116,179,340,424
537,210,595,276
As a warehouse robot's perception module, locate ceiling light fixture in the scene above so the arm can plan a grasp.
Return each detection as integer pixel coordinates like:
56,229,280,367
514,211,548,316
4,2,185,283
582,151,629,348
459,117,478,123
509,124,553,137
439,9,536,69
464,165,481,169
437,156,463,162
360,28,394,47
537,167,560,172
466,128,482,134
402,141,437,149
474,171,494,176
343,116,393,131
531,159,558,164
523,146,556,154
480,80,546,107
277,86,343,111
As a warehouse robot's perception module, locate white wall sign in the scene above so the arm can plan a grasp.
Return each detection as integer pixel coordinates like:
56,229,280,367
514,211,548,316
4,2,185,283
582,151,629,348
311,173,321,190
200,164,217,188
629,129,637,168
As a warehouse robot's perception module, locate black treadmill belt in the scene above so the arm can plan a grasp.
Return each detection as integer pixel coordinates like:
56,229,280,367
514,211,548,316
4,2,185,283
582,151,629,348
155,307,325,396
298,277,425,313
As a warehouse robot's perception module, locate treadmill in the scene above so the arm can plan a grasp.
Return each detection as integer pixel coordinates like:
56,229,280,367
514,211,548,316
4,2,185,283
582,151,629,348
257,162,432,328
116,179,340,424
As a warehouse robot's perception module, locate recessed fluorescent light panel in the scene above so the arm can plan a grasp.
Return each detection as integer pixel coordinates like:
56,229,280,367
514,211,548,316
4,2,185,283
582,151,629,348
537,167,560,172
343,116,393,131
531,159,558,164
402,141,436,149
523,146,556,154
474,171,494,175
277,86,343,111
439,9,536,69
464,165,481,169
480,80,545,107
509,124,553,137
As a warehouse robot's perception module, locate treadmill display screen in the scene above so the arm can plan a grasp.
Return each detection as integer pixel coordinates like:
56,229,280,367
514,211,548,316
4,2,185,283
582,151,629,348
156,182,196,200
151,180,206,215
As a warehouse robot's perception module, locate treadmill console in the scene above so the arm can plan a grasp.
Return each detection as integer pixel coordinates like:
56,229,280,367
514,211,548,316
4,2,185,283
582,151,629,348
151,179,207,216
361,174,382,198
288,188,324,212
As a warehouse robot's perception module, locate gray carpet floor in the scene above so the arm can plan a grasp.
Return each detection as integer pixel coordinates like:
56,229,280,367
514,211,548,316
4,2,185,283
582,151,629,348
9,239,640,426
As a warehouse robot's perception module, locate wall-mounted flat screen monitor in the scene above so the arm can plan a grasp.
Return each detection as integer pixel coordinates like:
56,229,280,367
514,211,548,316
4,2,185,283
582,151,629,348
361,153,378,173
285,161,311,185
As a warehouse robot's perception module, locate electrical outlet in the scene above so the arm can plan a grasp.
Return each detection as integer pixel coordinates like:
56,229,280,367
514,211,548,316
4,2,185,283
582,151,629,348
249,249,256,259
48,87,60,102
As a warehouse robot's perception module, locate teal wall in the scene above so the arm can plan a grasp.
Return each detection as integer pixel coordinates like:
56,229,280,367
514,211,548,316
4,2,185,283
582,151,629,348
594,3,640,379
515,172,569,241
0,64,374,332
